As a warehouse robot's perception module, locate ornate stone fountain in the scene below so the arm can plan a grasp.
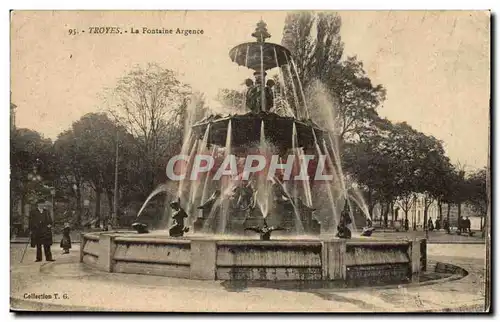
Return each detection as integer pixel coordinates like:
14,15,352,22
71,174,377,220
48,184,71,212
81,21,426,283
189,20,328,236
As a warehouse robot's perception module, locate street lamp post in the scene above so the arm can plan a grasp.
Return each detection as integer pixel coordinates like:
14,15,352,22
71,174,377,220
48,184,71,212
24,159,43,233
112,130,119,228
50,188,56,222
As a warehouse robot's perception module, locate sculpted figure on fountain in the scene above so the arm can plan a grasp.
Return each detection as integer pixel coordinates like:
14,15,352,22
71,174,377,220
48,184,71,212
361,217,375,237
244,73,275,113
231,180,256,211
169,198,190,237
197,190,221,218
131,222,149,234
244,218,286,241
336,200,352,239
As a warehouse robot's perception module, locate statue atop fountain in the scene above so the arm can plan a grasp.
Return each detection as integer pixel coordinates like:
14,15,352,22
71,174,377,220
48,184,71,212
169,198,190,237
245,72,275,113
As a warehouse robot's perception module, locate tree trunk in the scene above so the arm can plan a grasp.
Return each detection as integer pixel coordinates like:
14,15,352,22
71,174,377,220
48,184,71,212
107,190,114,228
390,202,395,225
75,185,82,228
20,193,26,233
94,188,102,228
368,203,375,222
447,202,451,223
423,205,429,239
378,203,383,226
367,188,374,219
383,202,389,228
423,203,428,230
438,199,443,224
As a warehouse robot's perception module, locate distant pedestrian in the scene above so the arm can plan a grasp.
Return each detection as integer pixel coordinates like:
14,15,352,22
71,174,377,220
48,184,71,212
427,217,434,231
459,216,466,233
465,216,471,234
60,222,72,254
443,218,450,234
29,199,54,262
435,218,441,231
404,218,409,232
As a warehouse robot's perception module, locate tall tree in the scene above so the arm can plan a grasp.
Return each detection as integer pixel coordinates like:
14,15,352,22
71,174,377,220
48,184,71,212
281,12,343,89
10,128,54,225
55,113,134,226
53,130,87,226
464,168,488,220
105,63,203,194
281,12,386,142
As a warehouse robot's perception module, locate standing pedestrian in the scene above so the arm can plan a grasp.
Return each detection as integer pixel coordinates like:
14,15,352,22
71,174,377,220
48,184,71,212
443,218,450,234
29,198,54,262
465,216,472,234
435,218,441,231
427,217,434,231
60,222,72,254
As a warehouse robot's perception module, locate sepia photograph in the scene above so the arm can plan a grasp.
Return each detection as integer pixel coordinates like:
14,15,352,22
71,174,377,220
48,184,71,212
9,10,490,312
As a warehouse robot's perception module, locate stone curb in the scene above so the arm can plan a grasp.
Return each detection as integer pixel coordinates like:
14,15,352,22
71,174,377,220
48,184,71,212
10,240,485,245
10,240,82,244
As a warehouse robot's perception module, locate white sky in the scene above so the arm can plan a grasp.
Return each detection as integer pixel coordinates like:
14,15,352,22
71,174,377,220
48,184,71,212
10,10,490,170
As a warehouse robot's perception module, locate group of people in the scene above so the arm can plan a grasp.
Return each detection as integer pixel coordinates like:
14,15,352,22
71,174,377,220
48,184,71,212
426,217,442,231
427,216,472,234
27,198,72,262
457,216,473,235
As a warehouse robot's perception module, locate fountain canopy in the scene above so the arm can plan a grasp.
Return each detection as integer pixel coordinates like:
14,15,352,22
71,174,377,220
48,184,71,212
229,20,292,71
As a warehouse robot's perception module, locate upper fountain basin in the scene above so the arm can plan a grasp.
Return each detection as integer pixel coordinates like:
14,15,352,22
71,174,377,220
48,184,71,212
229,42,292,71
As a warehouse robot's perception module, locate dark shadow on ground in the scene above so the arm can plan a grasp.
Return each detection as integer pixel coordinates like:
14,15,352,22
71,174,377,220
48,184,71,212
220,261,468,293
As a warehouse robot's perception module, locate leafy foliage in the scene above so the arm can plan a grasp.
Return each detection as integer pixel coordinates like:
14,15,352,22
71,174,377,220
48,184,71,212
281,12,386,141
464,168,488,216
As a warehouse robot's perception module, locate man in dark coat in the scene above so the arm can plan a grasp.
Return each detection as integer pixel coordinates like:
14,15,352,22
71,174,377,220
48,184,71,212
29,199,54,262
465,216,472,234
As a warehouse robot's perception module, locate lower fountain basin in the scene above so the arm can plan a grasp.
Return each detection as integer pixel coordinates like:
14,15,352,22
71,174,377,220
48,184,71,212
81,232,426,282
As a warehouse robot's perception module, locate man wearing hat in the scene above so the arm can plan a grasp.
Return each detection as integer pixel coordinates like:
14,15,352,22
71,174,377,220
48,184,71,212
29,198,54,262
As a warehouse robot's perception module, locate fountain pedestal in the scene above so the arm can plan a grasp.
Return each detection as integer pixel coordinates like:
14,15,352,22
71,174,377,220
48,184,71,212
321,239,346,280
190,239,217,280
81,231,427,283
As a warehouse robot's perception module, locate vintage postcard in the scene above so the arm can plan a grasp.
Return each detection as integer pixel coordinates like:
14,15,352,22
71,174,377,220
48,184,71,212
10,10,490,312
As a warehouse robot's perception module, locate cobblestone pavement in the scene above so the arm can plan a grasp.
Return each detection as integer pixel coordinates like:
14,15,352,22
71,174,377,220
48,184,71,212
10,243,487,312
